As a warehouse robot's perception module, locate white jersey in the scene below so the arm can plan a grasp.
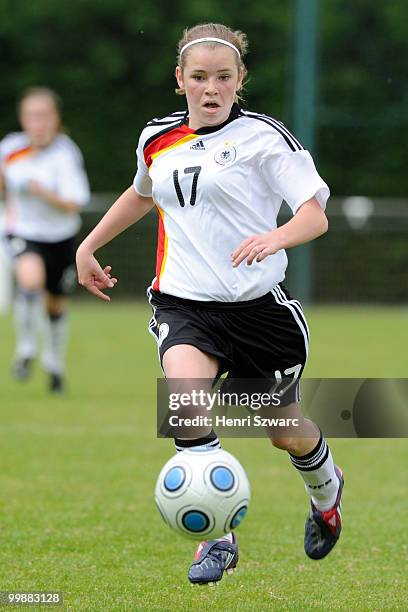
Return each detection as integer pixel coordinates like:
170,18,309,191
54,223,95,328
133,104,329,302
0,132,90,243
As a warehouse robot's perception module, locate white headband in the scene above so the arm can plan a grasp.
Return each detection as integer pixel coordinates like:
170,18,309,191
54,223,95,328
180,37,240,58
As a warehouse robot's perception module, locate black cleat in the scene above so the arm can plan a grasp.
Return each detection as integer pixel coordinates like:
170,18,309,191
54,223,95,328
304,466,344,560
188,533,239,585
12,357,33,381
50,373,64,394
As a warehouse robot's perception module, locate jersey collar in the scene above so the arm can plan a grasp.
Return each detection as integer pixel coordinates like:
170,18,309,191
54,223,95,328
182,103,242,134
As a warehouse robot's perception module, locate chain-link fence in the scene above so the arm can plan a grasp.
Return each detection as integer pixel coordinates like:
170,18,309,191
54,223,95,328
74,194,408,304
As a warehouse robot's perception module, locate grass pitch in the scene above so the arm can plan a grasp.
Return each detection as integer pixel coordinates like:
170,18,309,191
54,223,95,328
0,302,407,611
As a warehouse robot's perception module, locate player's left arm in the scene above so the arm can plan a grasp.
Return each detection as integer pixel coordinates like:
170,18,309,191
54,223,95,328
231,197,327,267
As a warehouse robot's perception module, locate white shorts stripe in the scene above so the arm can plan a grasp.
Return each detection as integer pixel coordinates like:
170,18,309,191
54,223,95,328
274,285,310,343
271,286,309,358
147,284,165,374
275,283,304,313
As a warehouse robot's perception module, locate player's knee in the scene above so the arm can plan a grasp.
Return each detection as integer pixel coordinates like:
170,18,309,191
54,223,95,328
16,255,45,291
18,276,44,293
270,436,299,453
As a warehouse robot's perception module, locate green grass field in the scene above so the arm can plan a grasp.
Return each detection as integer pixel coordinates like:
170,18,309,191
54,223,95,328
1,302,407,611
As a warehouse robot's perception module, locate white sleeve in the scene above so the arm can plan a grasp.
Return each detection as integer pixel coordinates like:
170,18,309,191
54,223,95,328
133,130,152,197
56,150,90,206
260,133,330,214
0,133,23,170
0,134,15,162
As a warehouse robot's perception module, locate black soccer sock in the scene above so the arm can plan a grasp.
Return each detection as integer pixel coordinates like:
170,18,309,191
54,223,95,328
174,430,221,453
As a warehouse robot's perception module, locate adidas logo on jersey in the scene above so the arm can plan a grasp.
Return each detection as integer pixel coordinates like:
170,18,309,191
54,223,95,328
190,140,205,150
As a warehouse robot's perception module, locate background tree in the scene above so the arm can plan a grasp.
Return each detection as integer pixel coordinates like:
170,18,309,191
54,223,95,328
0,0,407,195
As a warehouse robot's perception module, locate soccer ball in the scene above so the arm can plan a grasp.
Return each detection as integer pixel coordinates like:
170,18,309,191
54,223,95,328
155,448,250,540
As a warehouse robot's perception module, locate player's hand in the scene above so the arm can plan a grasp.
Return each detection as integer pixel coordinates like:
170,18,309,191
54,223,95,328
27,180,45,196
76,247,117,302
231,231,282,267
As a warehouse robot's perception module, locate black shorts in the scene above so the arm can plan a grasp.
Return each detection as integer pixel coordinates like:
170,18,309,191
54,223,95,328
7,235,77,296
148,285,309,405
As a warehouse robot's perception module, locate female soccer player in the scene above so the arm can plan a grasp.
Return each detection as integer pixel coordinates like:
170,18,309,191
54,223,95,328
76,23,344,584
0,87,90,392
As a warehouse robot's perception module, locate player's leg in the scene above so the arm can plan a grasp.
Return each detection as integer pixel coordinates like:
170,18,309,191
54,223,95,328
148,291,238,584
267,402,344,560
163,344,239,585
259,285,345,560
222,287,344,560
0,230,12,314
42,292,68,392
163,344,220,446
40,238,76,392
12,250,45,379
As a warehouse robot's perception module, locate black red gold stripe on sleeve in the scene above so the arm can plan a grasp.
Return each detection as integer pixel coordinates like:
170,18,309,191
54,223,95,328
5,146,33,164
144,125,197,169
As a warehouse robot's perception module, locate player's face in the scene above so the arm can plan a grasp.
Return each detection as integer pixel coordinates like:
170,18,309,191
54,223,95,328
176,46,243,130
19,95,60,148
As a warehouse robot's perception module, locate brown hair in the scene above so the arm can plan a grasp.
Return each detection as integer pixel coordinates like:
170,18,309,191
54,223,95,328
175,23,248,100
17,86,63,116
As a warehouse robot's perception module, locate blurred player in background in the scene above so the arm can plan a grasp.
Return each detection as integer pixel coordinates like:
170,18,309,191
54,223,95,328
76,24,344,584
0,87,90,392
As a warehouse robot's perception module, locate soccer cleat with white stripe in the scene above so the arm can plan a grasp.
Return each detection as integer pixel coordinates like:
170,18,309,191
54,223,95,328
188,533,239,585
304,466,344,560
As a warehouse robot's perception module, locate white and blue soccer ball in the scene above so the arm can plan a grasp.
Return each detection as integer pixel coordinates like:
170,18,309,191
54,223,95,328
155,448,250,540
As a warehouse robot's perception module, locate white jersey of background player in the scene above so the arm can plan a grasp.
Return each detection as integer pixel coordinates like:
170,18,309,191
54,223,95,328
0,131,88,242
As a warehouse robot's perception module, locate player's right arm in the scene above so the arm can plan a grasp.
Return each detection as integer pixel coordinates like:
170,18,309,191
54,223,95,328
76,185,154,301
